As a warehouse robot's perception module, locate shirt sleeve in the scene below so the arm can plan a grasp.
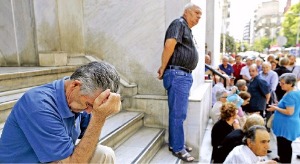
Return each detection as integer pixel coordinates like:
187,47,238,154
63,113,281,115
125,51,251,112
279,92,296,108
240,67,246,75
270,72,278,91
165,20,184,44
17,102,74,162
258,79,270,95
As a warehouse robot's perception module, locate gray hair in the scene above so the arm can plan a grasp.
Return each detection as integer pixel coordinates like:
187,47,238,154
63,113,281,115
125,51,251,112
216,90,227,101
70,61,120,95
236,79,246,88
255,58,263,62
243,125,267,144
279,57,289,66
279,73,296,87
249,64,258,70
223,56,229,61
262,62,271,68
183,2,201,15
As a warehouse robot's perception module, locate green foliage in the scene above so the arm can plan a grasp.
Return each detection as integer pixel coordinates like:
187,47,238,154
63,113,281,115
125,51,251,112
282,3,300,47
236,41,250,52
220,33,236,53
252,37,272,52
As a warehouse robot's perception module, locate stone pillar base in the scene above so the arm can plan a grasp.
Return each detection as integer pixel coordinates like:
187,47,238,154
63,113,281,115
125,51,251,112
39,52,67,66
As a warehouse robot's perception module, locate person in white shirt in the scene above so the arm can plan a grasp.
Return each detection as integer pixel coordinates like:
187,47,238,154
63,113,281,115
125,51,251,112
210,89,228,124
212,75,227,105
224,125,277,164
240,57,253,83
287,54,300,82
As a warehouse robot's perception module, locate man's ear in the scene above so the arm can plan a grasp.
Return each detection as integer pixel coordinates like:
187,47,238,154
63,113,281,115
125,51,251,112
71,80,82,89
246,138,252,146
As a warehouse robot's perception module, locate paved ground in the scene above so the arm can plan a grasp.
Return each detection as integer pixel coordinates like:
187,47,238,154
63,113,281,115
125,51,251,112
268,130,300,164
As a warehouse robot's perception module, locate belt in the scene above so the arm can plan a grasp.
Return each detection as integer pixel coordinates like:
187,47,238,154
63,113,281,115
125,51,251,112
166,65,192,73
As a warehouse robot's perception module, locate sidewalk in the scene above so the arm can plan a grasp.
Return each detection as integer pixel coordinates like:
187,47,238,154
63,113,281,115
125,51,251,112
268,131,300,164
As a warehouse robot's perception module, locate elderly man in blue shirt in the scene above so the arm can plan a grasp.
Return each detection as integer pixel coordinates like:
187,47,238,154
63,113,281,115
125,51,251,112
219,56,234,76
259,62,278,130
245,64,271,117
0,61,121,163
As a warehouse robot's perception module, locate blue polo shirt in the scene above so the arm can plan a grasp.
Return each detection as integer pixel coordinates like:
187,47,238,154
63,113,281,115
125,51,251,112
247,76,270,112
219,64,234,76
0,77,88,163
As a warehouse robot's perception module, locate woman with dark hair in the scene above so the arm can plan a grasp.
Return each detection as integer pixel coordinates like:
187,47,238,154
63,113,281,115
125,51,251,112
274,57,291,101
214,114,265,163
267,73,300,163
211,102,240,163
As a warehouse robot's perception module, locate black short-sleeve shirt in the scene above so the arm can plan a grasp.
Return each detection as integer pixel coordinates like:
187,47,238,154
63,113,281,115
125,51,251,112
165,17,198,70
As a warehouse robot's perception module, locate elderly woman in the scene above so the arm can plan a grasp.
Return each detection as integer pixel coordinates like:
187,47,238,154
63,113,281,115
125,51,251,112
267,73,300,163
214,113,265,163
211,102,240,163
210,90,228,124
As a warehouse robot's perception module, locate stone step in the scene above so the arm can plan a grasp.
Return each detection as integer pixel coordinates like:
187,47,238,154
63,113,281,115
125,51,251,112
0,87,34,123
99,111,144,148
0,111,144,145
0,66,77,92
114,127,165,164
149,144,182,164
199,119,213,163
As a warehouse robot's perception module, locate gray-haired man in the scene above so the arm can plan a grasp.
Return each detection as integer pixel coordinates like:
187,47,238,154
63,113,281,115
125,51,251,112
0,61,120,163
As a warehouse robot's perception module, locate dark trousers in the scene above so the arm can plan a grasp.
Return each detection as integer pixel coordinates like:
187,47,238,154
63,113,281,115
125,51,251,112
277,136,292,163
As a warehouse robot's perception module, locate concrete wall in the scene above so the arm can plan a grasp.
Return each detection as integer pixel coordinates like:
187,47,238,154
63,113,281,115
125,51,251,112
0,0,36,66
0,0,207,95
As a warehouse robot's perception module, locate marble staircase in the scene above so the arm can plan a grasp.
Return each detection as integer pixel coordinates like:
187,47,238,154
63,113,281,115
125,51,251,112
0,66,182,163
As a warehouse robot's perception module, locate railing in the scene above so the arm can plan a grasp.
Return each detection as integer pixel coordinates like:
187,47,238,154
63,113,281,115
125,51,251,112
205,64,227,87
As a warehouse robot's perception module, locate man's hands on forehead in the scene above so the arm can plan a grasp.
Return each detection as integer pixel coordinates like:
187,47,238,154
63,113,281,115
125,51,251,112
92,89,121,118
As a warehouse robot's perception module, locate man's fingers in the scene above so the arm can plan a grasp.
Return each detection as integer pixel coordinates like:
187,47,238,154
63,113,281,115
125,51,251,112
93,89,110,107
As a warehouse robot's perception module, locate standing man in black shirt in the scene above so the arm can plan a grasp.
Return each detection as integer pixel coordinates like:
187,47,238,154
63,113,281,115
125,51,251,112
157,2,202,162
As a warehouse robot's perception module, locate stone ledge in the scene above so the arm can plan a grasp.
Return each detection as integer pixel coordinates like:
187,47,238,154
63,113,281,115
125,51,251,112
0,66,78,80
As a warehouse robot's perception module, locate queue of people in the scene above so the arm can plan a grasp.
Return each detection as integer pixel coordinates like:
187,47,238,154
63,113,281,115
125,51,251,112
208,53,300,163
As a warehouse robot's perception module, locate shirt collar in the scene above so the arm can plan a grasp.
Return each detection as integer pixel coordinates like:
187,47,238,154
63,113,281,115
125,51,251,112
55,76,75,118
180,16,191,30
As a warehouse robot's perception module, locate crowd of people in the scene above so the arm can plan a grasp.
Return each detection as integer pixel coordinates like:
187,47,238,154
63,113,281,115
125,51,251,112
206,53,300,163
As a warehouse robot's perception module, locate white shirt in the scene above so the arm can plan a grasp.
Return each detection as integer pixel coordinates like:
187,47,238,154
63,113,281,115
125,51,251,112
240,66,251,80
287,65,300,80
212,83,226,105
259,70,278,92
224,145,267,164
210,101,222,124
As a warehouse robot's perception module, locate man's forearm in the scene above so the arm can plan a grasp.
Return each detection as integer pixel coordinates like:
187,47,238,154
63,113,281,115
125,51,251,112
61,115,106,163
160,39,176,69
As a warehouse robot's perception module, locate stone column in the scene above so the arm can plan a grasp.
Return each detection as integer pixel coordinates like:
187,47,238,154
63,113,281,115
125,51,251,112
205,0,222,68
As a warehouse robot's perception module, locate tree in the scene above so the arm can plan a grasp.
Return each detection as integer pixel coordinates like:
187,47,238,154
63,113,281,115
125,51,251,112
282,2,300,47
220,33,236,53
252,37,272,52
236,41,250,52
